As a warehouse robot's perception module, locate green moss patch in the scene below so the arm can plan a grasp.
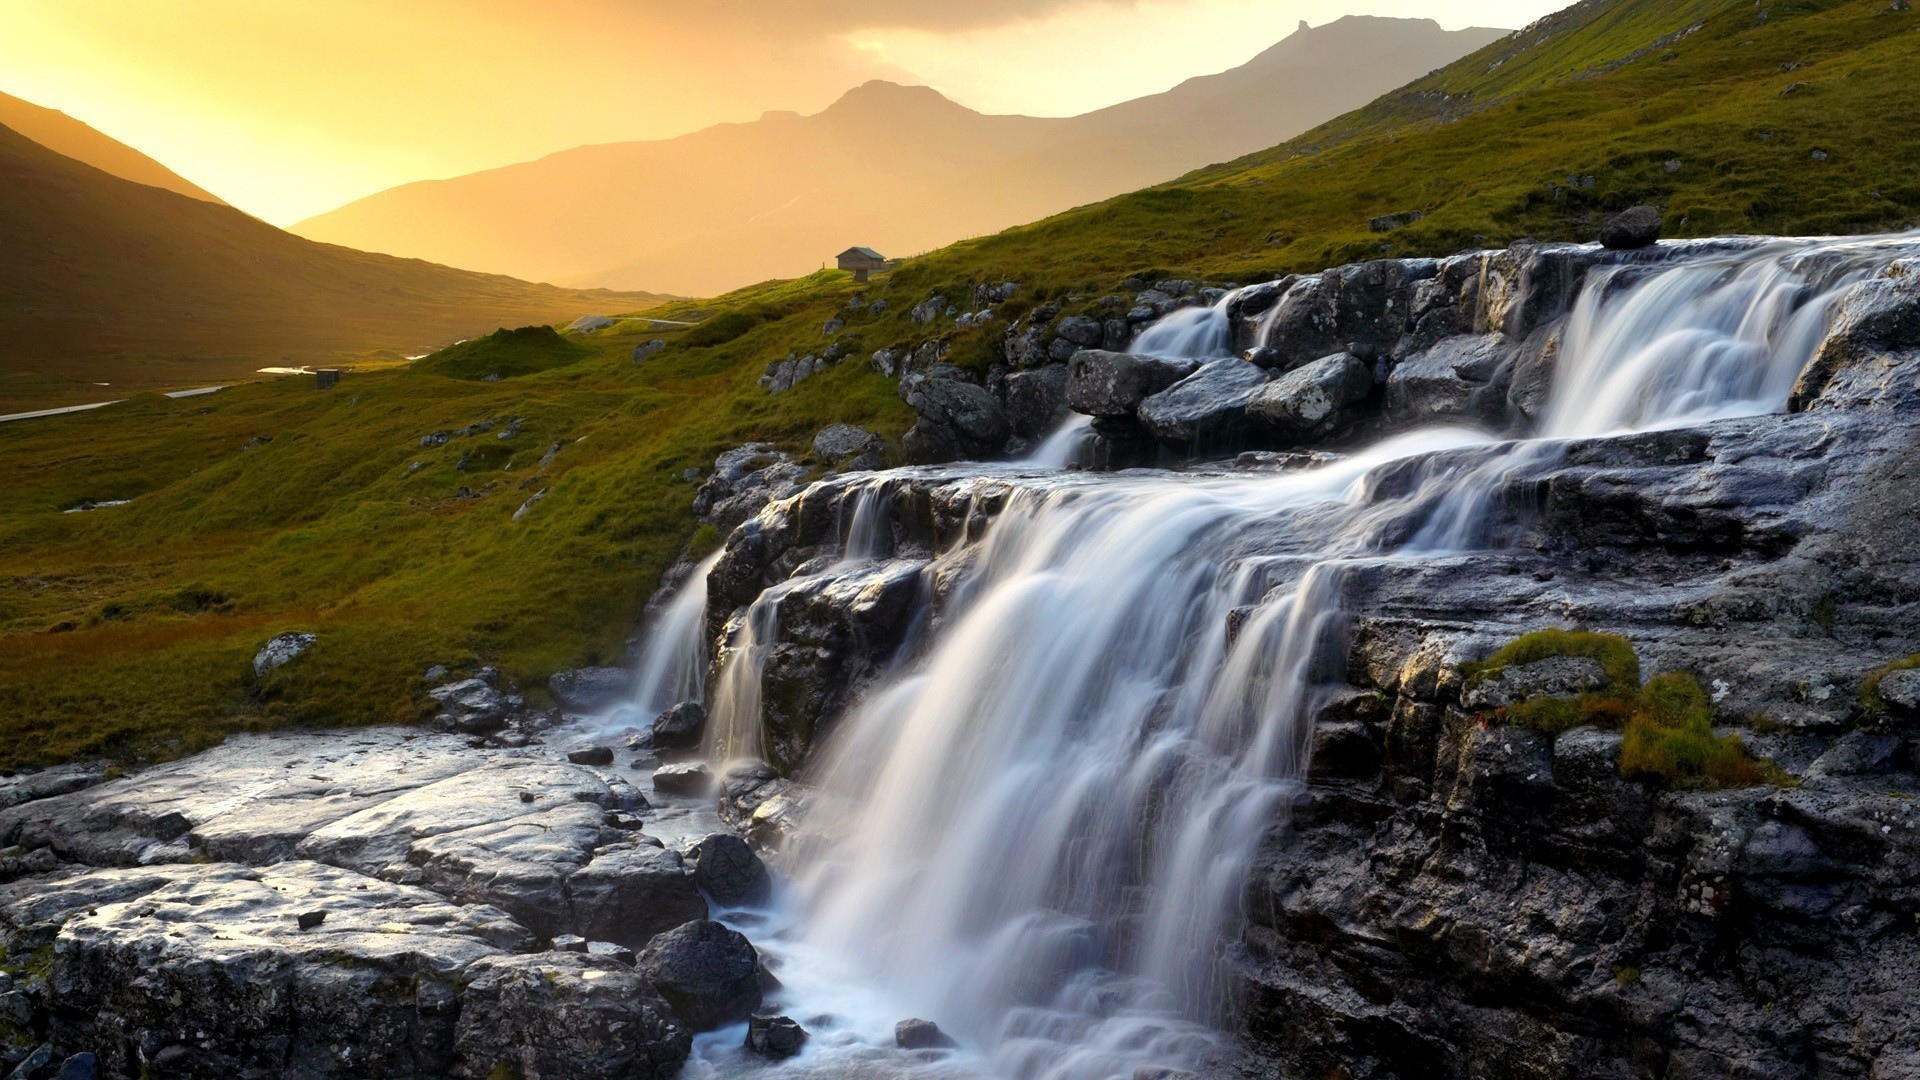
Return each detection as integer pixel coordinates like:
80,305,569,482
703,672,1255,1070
414,326,589,380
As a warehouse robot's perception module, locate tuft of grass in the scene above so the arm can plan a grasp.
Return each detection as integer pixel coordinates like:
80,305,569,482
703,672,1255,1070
1469,632,1784,789
1619,673,1786,790
413,326,589,381
1860,654,1920,714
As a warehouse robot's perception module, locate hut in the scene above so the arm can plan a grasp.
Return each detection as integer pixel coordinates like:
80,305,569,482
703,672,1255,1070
836,247,890,283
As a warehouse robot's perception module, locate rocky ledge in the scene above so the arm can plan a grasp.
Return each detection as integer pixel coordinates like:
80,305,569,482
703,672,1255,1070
0,728,773,1078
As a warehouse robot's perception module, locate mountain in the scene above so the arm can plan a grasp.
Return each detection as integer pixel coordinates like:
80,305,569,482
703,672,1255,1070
291,17,1507,297
0,89,227,205
0,120,666,405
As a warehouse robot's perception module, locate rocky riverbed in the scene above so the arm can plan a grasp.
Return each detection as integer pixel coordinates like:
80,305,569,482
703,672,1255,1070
0,723,788,1078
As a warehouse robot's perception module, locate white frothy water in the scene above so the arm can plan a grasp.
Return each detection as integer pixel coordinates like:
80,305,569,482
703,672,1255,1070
1023,415,1095,470
625,552,724,721
681,235,1915,1079
1129,294,1236,360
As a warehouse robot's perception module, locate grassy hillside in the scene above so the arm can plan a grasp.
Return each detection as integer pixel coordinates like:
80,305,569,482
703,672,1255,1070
0,277,911,766
0,123,669,410
1,0,1915,769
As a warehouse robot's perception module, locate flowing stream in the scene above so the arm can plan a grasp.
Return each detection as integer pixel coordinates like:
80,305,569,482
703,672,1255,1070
633,235,1915,1079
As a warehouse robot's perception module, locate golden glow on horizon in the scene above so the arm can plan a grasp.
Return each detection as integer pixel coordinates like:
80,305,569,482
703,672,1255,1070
0,0,1563,225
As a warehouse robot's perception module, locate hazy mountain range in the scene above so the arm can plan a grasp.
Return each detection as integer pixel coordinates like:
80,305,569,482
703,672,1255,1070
293,16,1509,296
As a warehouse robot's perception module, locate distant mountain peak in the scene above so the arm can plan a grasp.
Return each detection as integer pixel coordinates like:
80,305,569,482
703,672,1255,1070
824,80,972,119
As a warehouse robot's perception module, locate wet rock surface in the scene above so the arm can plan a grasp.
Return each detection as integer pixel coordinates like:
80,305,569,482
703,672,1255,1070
0,729,765,1077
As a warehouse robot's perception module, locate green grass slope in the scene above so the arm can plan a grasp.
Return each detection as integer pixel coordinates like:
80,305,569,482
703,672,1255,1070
1,0,1914,768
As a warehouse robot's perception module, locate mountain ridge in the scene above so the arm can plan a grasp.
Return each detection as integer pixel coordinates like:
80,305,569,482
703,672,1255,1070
291,16,1509,296
0,121,666,407
0,88,228,205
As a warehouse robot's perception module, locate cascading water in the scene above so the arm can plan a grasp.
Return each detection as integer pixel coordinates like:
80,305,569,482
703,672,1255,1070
676,234,1916,1079
1129,293,1236,360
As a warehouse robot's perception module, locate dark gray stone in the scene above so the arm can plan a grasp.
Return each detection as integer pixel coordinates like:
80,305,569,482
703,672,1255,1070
690,833,770,906
567,747,615,767
567,843,706,950
895,1018,957,1050
1244,353,1374,443
744,1014,808,1060
1065,350,1201,417
633,920,762,1032
650,702,707,751
1599,205,1663,250
1136,359,1271,446
653,762,714,797
901,376,1011,464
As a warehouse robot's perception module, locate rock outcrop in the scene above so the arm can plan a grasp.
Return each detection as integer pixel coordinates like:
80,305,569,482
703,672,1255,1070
0,729,758,1077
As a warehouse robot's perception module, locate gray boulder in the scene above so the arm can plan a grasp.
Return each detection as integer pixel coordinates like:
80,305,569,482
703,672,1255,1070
633,919,762,1031
744,1014,808,1060
1244,353,1374,442
1002,364,1071,441
1599,206,1663,250
895,1018,958,1050
429,678,510,733
759,354,825,394
692,445,808,532
1065,350,1201,417
1137,359,1271,445
909,296,951,324
252,632,315,678
1879,668,1920,715
566,315,615,333
690,833,770,906
1054,315,1105,348
455,952,690,1080
812,423,885,470
651,702,707,750
901,375,1011,464
1385,334,1514,429
653,762,714,797
631,339,666,363
549,668,633,712
566,843,708,950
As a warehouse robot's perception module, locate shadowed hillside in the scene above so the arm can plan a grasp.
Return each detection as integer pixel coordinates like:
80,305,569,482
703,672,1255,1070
291,17,1506,296
0,123,668,408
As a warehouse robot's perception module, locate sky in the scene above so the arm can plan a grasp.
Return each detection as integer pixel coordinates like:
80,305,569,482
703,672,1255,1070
0,0,1566,226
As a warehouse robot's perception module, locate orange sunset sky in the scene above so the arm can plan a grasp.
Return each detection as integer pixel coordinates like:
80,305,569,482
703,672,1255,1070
0,0,1563,226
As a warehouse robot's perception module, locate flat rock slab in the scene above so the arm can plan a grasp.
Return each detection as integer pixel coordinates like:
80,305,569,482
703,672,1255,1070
0,729,742,1078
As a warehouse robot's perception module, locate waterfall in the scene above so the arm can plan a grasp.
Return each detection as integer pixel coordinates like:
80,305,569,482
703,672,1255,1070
680,235,1915,1079
617,551,722,724
1129,293,1236,359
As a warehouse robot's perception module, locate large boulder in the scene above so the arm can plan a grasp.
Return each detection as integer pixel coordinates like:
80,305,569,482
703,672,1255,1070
566,843,708,950
1066,350,1201,417
901,374,1011,464
1137,359,1271,446
1245,353,1374,443
252,632,315,678
812,424,885,471
549,668,633,712
689,833,770,907
650,701,707,751
1598,206,1662,250
1385,334,1514,429
454,953,690,1080
1002,364,1072,441
633,920,762,1031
